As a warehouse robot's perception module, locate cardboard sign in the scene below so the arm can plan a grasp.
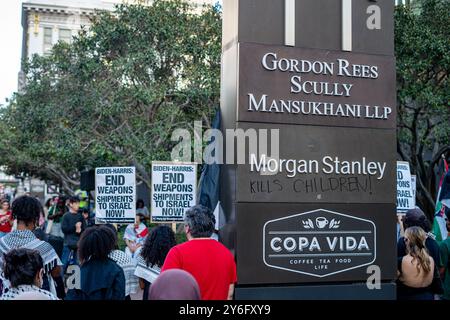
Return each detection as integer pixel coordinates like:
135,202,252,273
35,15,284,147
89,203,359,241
151,162,197,223
95,167,136,224
397,162,414,213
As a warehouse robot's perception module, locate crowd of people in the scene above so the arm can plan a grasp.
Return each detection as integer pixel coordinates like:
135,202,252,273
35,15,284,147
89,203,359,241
0,195,237,300
1,191,450,300
396,207,449,300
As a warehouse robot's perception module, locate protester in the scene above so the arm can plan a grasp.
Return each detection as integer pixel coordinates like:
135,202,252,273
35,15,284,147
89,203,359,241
136,199,150,218
12,291,54,300
104,224,139,299
44,198,65,257
397,226,441,300
61,196,86,274
47,196,66,238
75,190,89,209
161,205,237,300
34,207,49,243
124,213,148,263
135,225,176,300
439,211,450,300
0,200,12,238
80,208,93,228
43,197,55,220
65,225,125,300
148,269,200,300
1,248,58,300
397,208,444,299
0,196,62,298
397,214,404,241
33,206,66,300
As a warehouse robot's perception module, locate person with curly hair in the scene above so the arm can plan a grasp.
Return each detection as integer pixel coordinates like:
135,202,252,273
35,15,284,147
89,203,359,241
61,196,86,274
134,225,176,300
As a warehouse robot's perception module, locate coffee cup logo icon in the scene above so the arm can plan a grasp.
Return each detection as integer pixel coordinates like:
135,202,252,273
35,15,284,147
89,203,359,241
316,217,329,229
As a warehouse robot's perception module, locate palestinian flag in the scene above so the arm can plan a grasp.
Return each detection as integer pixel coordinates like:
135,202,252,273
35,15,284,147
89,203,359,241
432,157,449,242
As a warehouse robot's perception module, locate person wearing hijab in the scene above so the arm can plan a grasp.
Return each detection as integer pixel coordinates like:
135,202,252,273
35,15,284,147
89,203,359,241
0,199,13,238
148,269,200,300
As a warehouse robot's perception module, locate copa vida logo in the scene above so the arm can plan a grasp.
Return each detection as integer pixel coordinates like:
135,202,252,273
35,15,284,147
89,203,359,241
263,209,376,277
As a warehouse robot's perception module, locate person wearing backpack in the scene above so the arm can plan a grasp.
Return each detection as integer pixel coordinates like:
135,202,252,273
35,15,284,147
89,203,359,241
65,225,125,300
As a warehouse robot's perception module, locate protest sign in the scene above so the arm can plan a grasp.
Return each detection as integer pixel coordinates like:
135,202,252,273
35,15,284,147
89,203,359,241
151,162,197,223
411,175,416,208
95,167,136,224
397,161,414,213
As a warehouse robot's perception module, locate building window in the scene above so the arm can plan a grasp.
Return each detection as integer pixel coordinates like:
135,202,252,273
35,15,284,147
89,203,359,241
59,28,72,43
43,27,53,55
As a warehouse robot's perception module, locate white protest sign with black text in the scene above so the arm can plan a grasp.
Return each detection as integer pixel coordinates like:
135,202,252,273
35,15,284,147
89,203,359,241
397,161,414,213
151,162,197,223
95,167,136,224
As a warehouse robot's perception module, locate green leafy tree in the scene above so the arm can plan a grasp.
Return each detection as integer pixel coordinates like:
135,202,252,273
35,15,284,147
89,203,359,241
395,0,450,218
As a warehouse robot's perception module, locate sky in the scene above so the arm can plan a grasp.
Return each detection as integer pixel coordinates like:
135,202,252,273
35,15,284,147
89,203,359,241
0,0,23,106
